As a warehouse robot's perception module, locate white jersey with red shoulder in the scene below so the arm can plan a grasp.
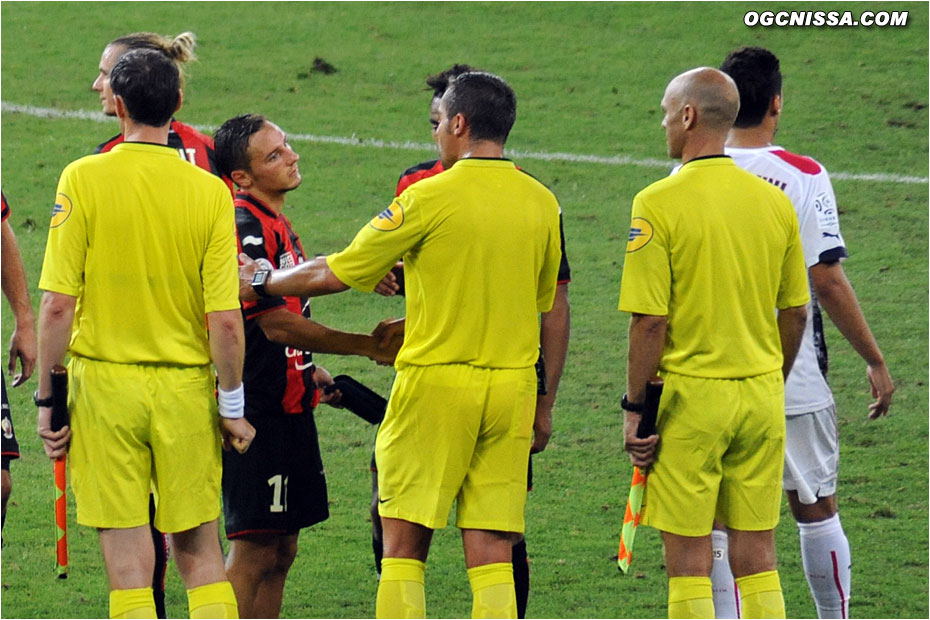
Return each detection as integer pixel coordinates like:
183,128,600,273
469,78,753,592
726,145,847,415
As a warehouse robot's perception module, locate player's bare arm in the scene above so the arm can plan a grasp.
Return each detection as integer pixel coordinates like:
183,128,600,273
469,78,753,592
623,313,664,468
1,219,37,386
533,283,570,453
240,253,398,301
809,260,894,418
35,291,77,459
256,308,401,365
776,304,807,380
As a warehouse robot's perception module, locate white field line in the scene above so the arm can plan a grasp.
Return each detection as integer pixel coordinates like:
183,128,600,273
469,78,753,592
3,101,927,185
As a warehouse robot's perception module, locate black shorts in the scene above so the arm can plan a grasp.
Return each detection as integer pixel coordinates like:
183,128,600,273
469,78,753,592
222,413,328,538
1,377,20,471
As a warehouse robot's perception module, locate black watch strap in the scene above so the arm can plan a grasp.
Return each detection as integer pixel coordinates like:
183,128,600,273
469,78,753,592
621,393,644,412
34,390,54,407
251,269,272,298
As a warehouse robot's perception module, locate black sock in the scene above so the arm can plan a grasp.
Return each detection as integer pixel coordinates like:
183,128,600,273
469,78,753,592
373,534,383,576
512,538,530,619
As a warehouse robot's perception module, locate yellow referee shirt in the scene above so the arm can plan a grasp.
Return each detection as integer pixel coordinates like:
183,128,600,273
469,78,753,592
39,142,239,366
618,156,809,378
328,158,562,369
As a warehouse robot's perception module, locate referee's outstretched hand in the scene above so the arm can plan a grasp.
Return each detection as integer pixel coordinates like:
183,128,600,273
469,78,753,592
221,417,256,454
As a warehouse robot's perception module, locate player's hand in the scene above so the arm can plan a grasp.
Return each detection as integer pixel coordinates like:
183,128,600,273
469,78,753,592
531,399,553,454
37,406,71,460
8,325,37,387
370,318,404,365
315,366,343,408
221,417,256,454
623,411,659,468
373,263,402,297
238,253,260,302
373,318,405,346
867,361,894,419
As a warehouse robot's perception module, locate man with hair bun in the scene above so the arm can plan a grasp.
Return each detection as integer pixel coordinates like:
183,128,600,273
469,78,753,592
619,67,809,619
93,31,233,193
38,48,252,620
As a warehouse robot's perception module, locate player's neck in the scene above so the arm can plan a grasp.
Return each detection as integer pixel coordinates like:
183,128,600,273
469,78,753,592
726,125,775,149
245,188,286,214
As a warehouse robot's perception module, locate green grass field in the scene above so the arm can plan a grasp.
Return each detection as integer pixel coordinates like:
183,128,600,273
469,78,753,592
1,2,927,618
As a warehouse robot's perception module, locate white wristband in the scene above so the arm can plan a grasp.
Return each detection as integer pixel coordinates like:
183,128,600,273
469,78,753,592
218,384,245,419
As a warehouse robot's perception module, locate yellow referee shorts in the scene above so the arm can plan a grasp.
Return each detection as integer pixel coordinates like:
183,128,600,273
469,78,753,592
641,370,785,536
68,357,222,532
375,364,536,532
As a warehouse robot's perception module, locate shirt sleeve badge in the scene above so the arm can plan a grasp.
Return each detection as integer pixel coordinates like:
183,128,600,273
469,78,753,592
368,200,405,232
626,217,654,252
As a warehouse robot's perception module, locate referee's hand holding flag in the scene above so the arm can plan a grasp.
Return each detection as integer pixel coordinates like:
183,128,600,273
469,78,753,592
623,403,659,468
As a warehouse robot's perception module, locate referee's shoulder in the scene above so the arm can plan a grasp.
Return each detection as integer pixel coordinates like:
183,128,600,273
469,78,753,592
633,169,681,202
62,151,111,175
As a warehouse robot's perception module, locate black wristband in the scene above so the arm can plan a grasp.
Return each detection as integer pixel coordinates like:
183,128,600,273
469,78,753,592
34,390,54,407
621,393,644,412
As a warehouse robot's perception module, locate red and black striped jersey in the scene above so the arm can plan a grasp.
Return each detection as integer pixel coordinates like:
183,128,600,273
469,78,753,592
235,191,318,417
395,159,573,284
95,120,234,195
1,191,9,223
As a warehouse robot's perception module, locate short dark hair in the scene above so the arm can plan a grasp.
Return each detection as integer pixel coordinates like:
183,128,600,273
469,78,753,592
425,64,475,99
109,49,180,127
444,72,517,144
719,46,782,128
214,114,268,180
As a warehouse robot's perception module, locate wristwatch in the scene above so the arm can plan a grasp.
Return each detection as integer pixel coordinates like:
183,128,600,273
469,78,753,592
621,393,644,412
34,390,53,407
251,269,272,298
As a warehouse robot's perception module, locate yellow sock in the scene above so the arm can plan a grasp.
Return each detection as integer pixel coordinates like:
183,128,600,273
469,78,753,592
187,581,239,619
377,558,426,619
736,570,785,619
109,587,156,619
667,576,715,619
468,562,517,619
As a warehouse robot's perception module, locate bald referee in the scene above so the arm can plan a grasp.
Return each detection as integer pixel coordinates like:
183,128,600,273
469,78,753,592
36,49,253,619
619,67,809,619
239,71,562,619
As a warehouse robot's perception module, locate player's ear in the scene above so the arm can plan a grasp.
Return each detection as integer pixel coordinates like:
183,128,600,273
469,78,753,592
771,93,782,117
175,89,184,114
230,169,251,189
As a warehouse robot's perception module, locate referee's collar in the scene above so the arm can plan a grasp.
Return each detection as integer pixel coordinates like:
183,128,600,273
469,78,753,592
111,141,178,154
450,157,515,169
681,154,732,166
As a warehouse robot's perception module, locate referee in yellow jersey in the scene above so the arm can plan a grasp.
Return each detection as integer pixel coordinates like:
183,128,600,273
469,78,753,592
36,49,254,619
239,72,562,619
619,68,809,619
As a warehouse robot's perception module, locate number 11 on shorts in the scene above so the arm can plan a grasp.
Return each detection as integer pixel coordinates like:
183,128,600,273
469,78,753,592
268,474,288,513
